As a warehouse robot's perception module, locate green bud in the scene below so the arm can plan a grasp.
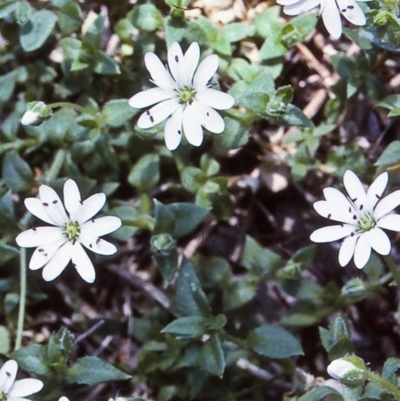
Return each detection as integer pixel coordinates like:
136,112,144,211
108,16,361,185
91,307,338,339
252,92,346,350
21,101,52,126
150,233,175,253
341,278,366,300
327,356,366,387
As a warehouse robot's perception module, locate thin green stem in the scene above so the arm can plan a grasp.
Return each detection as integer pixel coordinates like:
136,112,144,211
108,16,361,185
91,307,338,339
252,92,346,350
45,149,67,183
219,331,248,349
366,371,400,401
15,248,27,351
383,255,400,289
47,101,96,116
140,193,152,216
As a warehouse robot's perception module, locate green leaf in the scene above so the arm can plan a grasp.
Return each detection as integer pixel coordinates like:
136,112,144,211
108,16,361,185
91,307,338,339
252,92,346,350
102,99,137,127
255,6,281,38
0,0,17,19
247,324,303,359
0,325,10,354
11,344,50,375
274,104,313,127
297,386,342,401
0,243,19,264
0,72,16,103
221,22,255,43
214,117,249,151
377,94,400,116
56,1,82,34
67,356,131,385
20,10,57,52
198,334,225,377
93,51,121,75
173,257,211,317
128,154,160,193
161,316,210,337
167,203,208,238
223,277,256,310
382,358,400,380
2,152,34,192
375,141,400,166
131,4,163,32
151,233,178,286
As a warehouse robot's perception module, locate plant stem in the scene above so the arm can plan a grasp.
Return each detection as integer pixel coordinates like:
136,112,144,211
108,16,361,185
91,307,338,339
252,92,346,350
140,193,152,216
366,371,400,400
46,149,67,183
220,331,248,349
15,248,27,351
383,255,400,289
47,101,96,116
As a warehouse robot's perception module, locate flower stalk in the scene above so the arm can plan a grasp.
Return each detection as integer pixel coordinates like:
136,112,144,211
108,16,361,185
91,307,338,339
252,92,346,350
15,248,27,351
366,371,400,401
383,254,400,288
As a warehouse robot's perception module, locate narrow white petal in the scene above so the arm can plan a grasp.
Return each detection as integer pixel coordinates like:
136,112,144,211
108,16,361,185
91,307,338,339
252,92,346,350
310,224,355,242
283,0,321,14
377,214,400,232
336,0,366,25
63,179,81,219
196,88,235,110
71,243,96,283
80,235,117,256
168,42,185,85
313,199,355,224
0,360,18,393
41,242,72,281
38,184,68,226
374,190,400,220
137,99,180,129
354,234,371,269
24,198,57,226
29,239,67,270
195,101,225,134
367,172,388,210
8,379,43,397
184,42,200,85
74,193,106,224
59,398,69,401
16,227,64,248
277,0,302,5
128,88,173,109
193,55,219,89
164,106,184,150
182,104,203,147
144,52,176,91
321,0,342,39
339,234,359,266
365,228,391,256
81,216,122,236
343,170,368,210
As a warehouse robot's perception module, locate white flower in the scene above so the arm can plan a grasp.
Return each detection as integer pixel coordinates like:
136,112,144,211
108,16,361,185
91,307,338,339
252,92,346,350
20,101,51,126
15,179,122,283
129,41,235,150
21,110,40,126
277,0,367,39
0,359,43,401
327,358,365,385
310,170,400,269
59,397,69,401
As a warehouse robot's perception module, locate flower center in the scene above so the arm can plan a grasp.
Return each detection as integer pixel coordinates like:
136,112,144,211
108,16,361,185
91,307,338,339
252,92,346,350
0,392,7,401
356,212,376,232
177,86,196,105
63,221,81,243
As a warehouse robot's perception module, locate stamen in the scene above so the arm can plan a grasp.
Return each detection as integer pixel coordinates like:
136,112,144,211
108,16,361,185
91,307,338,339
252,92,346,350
342,8,346,11
43,202,49,206
348,207,351,213
207,112,210,116
351,198,357,202
6,371,10,377
178,130,181,135
79,200,83,205
376,194,381,199
32,226,37,231
175,55,179,62
146,110,150,115
52,200,58,204
150,116,154,123
351,232,354,236
348,5,354,8
38,248,44,252
353,215,357,220
327,213,331,219
96,238,101,244
359,205,363,210
91,219,95,223
89,243,93,248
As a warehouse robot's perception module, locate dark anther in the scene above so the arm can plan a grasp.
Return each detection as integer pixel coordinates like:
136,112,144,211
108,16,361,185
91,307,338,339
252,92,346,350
348,5,354,8
150,116,154,123
340,223,344,227
376,194,381,199
353,215,357,220
91,219,95,223
342,8,346,11
53,200,58,204
6,371,10,377
96,238,101,244
351,198,357,202
348,207,351,213
146,110,150,115
79,200,83,205
44,253,48,257
359,205,364,210
178,130,181,135
38,248,44,252
72,263,76,267
175,55,179,62
351,232,354,236
32,227,37,231
327,213,332,219
207,112,210,116
89,244,93,248
43,202,49,206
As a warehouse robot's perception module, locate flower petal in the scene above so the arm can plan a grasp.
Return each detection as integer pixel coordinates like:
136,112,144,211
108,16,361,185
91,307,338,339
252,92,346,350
129,87,173,109
195,101,226,133
184,42,200,85
80,234,117,255
374,190,400,220
16,227,64,248
353,234,371,269
367,172,388,210
321,0,342,39
8,379,43,397
338,234,359,266
63,179,81,220
365,227,391,256
24,198,57,226
74,193,106,224
144,52,176,91
277,0,303,5
164,106,184,150
182,104,203,147
336,0,366,25
137,99,180,129
0,360,18,393
29,239,67,270
193,55,219,89
310,224,355,242
283,0,321,14
41,242,72,281
81,216,122,236
167,42,185,85
38,184,68,226
377,214,400,232
196,88,235,110
71,243,96,283
343,170,368,210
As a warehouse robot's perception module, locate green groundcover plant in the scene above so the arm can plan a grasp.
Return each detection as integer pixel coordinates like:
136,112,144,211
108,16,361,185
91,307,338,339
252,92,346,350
0,0,400,400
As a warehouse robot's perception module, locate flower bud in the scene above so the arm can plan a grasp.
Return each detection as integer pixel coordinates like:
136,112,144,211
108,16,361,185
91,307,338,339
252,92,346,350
327,357,366,387
20,101,51,126
341,278,366,300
